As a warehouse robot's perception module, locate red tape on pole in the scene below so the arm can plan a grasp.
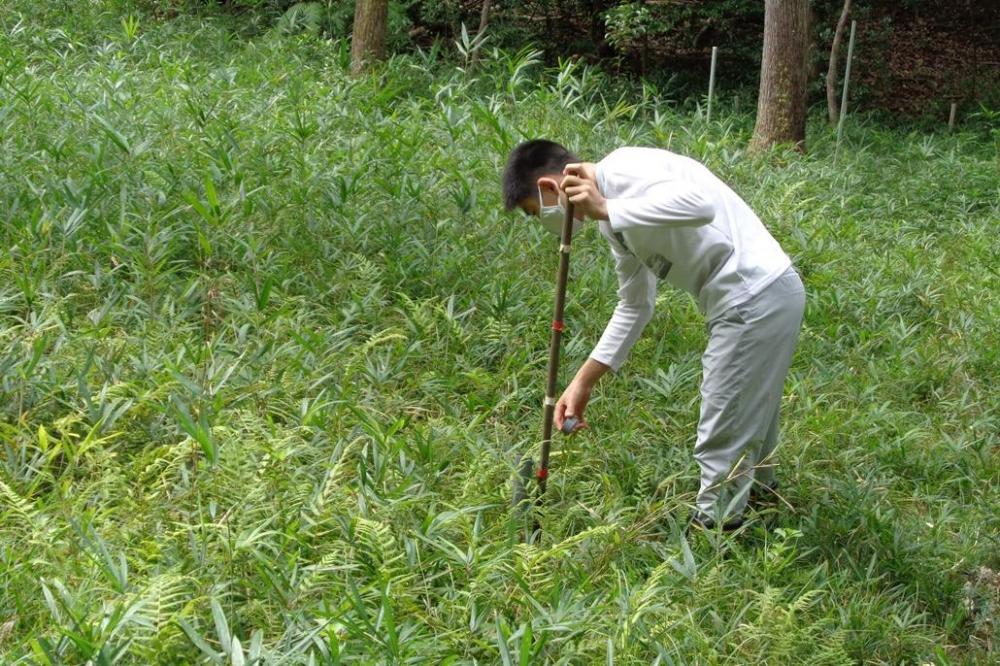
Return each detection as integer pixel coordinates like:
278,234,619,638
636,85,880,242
551,320,565,332
536,468,549,480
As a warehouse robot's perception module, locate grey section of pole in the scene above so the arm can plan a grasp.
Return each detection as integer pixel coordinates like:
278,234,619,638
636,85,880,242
948,102,958,131
707,46,718,123
836,20,857,155
512,454,533,510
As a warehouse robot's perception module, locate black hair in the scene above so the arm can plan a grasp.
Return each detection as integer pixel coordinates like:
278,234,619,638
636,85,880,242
501,139,580,210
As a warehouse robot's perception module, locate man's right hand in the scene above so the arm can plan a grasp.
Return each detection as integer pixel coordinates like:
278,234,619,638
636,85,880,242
555,380,591,433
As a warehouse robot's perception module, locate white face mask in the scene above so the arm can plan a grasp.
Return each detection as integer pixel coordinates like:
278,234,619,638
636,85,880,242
537,186,583,238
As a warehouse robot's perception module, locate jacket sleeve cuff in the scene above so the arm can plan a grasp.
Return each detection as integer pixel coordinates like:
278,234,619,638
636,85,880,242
589,350,623,373
605,199,628,233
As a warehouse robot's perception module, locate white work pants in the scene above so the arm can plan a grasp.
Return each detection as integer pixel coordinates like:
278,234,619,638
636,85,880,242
694,268,806,522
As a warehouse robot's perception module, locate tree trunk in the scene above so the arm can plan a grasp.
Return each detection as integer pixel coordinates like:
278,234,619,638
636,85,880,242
478,0,492,35
827,0,851,124
468,1,492,66
750,0,811,152
350,0,389,75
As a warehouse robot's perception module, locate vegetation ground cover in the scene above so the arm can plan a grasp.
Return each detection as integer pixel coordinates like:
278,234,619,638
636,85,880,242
1,2,998,663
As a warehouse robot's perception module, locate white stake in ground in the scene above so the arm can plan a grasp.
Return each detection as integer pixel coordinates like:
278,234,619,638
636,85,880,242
836,20,857,158
707,46,718,123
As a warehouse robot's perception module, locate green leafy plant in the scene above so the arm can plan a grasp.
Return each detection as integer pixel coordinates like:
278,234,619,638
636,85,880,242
1,1,997,664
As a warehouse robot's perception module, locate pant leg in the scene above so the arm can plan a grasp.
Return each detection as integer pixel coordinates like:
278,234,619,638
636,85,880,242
755,403,782,488
694,307,756,520
753,271,805,488
694,270,805,522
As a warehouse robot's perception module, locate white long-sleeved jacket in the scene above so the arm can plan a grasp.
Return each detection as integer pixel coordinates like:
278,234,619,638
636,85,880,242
589,147,791,371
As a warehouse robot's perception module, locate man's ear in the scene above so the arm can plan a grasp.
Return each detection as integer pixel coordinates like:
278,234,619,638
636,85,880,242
536,176,560,195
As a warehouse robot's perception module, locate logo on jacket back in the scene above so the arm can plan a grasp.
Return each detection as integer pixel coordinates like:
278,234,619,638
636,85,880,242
613,232,672,279
645,254,673,279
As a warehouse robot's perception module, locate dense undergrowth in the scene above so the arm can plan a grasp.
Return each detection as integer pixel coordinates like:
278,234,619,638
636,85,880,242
1,2,998,663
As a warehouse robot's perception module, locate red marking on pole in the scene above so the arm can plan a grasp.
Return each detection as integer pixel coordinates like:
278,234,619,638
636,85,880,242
551,320,565,332
536,468,549,480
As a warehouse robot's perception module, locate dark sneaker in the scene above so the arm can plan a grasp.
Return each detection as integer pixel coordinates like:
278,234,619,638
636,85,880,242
687,512,744,532
748,481,780,508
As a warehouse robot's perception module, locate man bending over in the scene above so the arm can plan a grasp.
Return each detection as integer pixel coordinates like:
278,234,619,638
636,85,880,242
502,140,806,530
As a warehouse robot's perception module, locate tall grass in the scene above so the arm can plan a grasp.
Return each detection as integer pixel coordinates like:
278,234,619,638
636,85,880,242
1,2,997,663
